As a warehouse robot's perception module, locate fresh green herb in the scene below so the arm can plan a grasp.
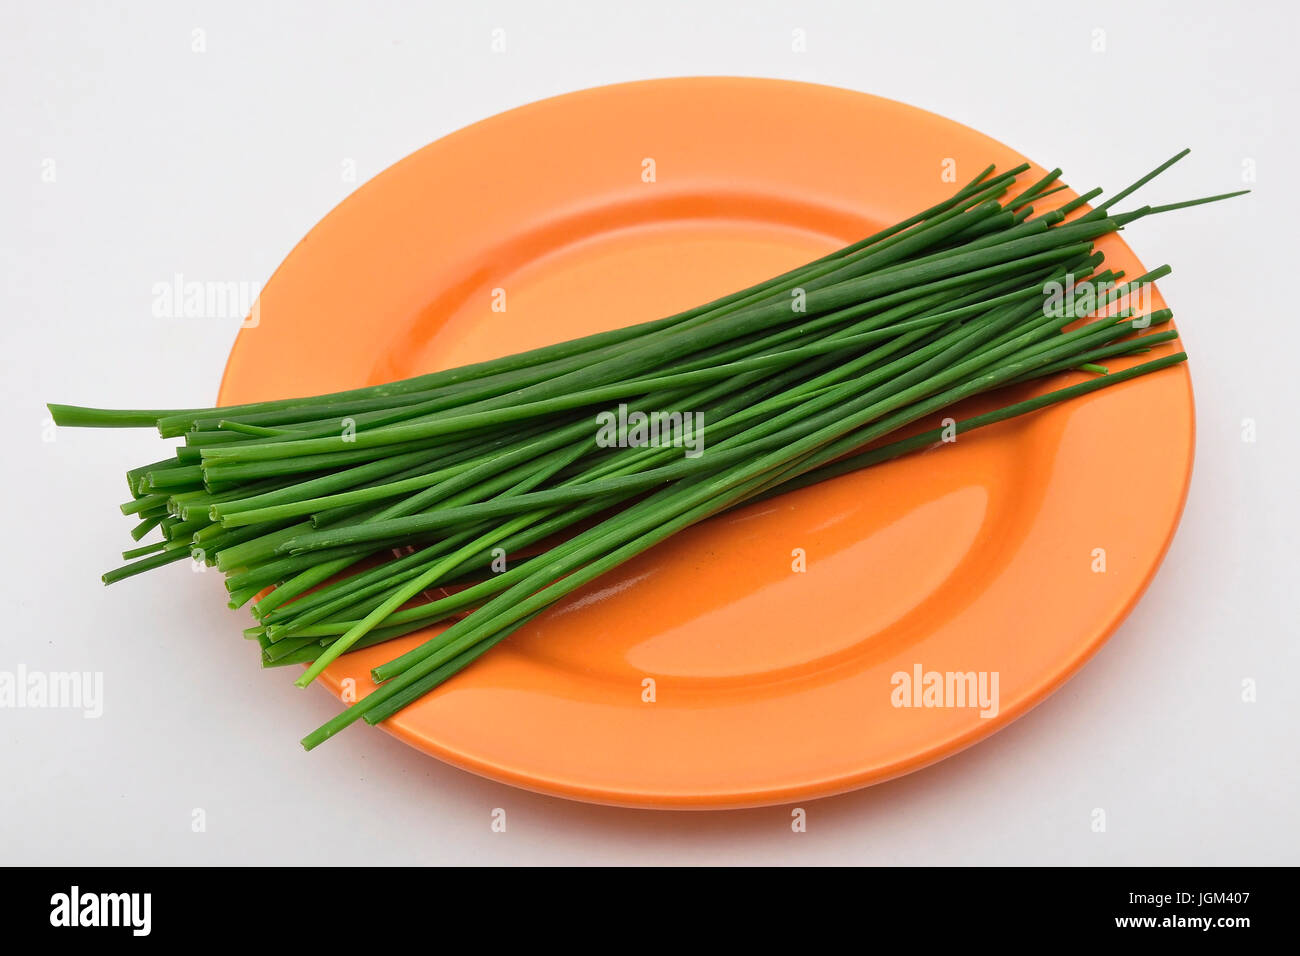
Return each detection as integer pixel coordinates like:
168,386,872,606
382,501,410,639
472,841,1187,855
48,152,1245,749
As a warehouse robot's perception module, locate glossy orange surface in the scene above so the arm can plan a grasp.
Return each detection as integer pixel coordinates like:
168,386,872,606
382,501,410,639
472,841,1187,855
218,78,1193,808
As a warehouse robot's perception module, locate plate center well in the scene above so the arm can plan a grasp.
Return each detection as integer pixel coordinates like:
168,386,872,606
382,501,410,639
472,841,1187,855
360,208,1013,684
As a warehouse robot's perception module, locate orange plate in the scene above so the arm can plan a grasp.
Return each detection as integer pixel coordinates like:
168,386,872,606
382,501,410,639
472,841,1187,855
218,78,1192,809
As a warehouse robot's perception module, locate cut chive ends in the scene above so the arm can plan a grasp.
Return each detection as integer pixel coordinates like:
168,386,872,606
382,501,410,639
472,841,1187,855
47,403,192,429
51,151,1235,750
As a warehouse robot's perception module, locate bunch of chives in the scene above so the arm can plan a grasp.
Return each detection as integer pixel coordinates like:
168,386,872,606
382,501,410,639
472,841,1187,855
48,151,1245,750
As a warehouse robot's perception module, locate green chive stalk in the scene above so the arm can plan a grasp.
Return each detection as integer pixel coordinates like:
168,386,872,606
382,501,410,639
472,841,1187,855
48,151,1243,749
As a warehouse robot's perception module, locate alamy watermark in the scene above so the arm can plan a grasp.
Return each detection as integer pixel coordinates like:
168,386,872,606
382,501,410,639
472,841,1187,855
891,663,999,718
595,404,705,458
50,886,150,936
152,273,261,327
0,665,102,718
1042,273,1152,322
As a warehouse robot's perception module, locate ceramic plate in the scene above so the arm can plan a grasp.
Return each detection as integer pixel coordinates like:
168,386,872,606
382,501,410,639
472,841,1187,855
218,78,1192,808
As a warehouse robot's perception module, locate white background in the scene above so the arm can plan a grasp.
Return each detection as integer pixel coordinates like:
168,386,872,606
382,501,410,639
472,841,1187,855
2,0,1296,865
